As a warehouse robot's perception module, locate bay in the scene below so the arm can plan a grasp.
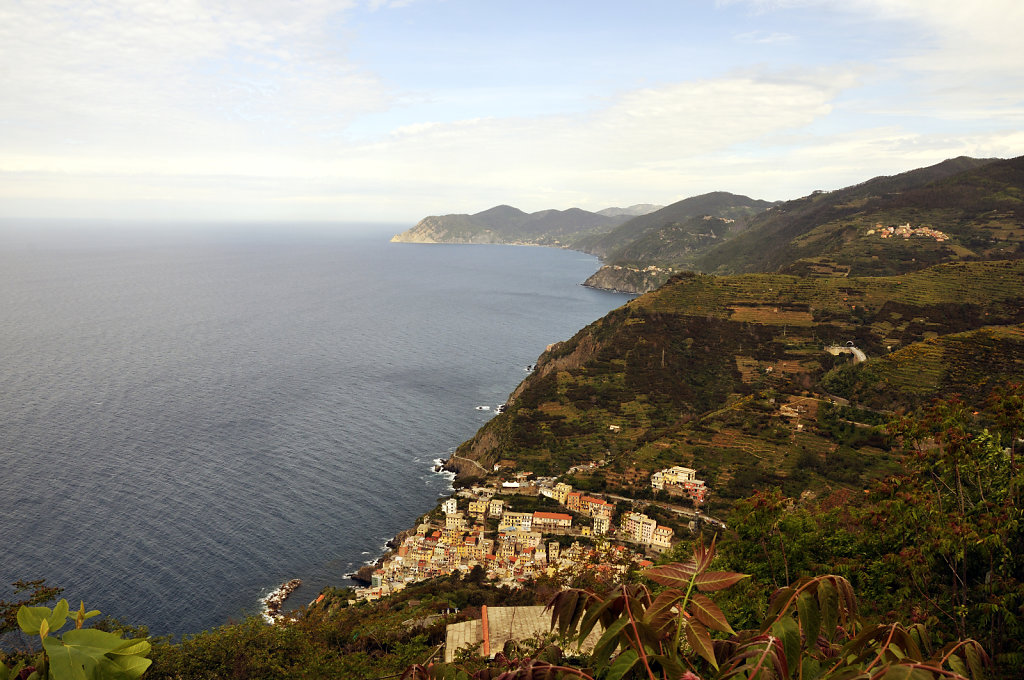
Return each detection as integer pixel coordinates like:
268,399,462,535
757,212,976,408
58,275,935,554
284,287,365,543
0,224,630,636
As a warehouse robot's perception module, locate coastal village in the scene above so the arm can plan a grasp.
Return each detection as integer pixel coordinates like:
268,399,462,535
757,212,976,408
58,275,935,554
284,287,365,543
867,222,949,241
351,465,710,602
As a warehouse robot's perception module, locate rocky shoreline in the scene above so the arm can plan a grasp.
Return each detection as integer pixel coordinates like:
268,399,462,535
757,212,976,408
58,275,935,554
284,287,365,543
347,527,417,585
261,578,302,623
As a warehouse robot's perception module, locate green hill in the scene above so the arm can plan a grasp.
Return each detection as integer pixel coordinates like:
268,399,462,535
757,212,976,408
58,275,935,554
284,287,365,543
390,204,655,247
448,259,1024,510
696,155,1024,276
574,191,774,259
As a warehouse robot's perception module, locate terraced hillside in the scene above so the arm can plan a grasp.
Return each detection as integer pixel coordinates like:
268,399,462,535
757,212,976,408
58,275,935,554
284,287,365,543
697,155,1024,276
447,260,1024,513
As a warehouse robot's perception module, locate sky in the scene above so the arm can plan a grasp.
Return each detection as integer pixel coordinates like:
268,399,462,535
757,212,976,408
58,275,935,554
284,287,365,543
1,0,1022,226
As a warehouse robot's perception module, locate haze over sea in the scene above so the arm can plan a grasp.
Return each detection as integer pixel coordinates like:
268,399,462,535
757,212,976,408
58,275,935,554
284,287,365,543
0,223,630,637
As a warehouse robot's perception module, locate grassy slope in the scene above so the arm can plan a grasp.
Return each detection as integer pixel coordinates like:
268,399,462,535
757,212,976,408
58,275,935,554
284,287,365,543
453,260,1024,513
696,156,1023,275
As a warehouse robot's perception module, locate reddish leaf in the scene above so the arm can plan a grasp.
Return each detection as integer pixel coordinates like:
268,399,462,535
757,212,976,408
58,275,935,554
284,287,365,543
694,571,748,592
644,588,685,637
644,562,697,589
688,592,734,634
685,621,718,670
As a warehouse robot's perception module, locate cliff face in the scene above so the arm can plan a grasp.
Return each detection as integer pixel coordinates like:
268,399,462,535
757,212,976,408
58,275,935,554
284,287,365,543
582,265,670,294
390,215,505,244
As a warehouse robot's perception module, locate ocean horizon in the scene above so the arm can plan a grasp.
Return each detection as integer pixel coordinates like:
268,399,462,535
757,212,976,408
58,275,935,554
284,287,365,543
0,223,631,636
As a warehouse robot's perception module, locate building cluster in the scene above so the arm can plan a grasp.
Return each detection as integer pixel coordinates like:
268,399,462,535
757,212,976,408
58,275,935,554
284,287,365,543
868,223,949,242
352,475,681,601
620,511,674,552
650,465,708,504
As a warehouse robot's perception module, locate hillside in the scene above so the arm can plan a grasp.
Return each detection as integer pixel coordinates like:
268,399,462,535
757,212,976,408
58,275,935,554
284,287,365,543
697,155,1024,275
390,204,659,247
447,259,1024,513
575,191,775,259
573,192,775,293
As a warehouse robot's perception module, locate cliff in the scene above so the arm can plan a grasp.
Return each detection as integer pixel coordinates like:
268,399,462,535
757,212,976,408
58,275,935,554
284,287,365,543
581,265,671,294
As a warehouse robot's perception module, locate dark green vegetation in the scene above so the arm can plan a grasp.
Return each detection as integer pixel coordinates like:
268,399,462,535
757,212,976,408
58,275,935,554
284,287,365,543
697,156,1024,276
398,156,1024,293
574,192,774,261
454,260,1024,514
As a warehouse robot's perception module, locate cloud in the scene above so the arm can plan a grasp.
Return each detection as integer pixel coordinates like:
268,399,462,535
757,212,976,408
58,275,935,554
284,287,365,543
0,0,387,155
1,0,1021,223
734,30,795,44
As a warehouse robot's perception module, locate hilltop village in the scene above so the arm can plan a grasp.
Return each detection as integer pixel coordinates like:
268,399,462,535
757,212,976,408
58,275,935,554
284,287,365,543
352,465,711,601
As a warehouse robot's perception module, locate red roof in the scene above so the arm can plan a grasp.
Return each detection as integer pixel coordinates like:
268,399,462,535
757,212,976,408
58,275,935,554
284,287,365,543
534,511,572,521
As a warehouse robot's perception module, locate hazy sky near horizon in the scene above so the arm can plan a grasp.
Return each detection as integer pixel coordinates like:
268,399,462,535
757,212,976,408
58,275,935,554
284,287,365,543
2,0,1022,225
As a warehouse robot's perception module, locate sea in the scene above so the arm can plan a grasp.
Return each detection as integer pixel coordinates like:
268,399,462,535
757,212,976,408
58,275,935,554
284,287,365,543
0,221,631,638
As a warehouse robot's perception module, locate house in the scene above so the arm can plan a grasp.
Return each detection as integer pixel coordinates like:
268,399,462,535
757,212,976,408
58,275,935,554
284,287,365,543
498,511,533,533
552,482,573,504
444,605,605,662
531,511,572,532
442,498,458,515
622,511,657,544
580,496,612,518
651,525,674,552
651,465,708,504
445,512,466,531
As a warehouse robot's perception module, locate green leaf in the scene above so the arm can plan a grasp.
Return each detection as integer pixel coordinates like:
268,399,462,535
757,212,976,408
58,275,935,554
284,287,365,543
765,586,796,624
43,636,97,680
800,656,822,680
947,654,968,677
578,592,619,643
104,654,153,680
695,570,749,592
685,621,718,670
47,599,70,635
817,579,838,642
688,592,734,634
591,615,631,672
796,590,821,649
61,628,136,655
771,616,800,677
604,649,639,680
965,642,984,679
17,605,52,635
108,638,151,657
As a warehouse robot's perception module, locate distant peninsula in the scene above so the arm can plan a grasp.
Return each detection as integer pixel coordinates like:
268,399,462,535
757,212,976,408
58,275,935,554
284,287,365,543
393,155,1023,293
392,193,773,293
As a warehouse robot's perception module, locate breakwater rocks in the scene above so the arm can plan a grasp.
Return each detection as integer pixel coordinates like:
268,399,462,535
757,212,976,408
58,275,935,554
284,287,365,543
261,578,302,623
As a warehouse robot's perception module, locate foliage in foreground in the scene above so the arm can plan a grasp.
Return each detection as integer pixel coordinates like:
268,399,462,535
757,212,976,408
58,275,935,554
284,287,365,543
1,599,151,680
401,539,987,680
